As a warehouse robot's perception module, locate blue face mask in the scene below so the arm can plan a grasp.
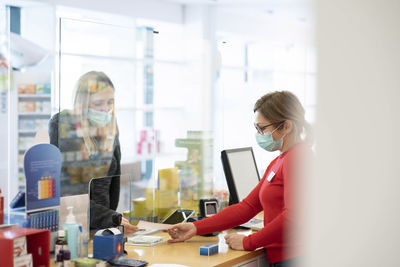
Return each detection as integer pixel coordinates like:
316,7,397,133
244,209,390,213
87,108,112,127
255,126,285,152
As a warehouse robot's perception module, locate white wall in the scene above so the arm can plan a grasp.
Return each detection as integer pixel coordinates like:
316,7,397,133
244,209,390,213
304,0,400,266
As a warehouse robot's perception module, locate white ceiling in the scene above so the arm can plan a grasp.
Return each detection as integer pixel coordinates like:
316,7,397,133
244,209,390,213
155,0,311,22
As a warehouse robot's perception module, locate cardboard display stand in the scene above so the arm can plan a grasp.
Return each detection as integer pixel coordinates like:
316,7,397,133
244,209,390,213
24,144,61,212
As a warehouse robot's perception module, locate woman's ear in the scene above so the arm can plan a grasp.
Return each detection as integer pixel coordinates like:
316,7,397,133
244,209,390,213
283,120,293,134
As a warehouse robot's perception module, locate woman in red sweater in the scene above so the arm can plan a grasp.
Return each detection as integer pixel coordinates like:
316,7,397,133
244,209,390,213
166,91,312,267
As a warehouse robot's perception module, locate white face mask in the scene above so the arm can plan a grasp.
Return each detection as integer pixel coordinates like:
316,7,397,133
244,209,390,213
87,108,112,127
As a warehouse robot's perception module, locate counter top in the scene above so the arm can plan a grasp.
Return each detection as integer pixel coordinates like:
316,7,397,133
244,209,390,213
124,229,265,267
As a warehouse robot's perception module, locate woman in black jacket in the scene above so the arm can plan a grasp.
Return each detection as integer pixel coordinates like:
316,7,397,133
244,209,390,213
49,71,138,233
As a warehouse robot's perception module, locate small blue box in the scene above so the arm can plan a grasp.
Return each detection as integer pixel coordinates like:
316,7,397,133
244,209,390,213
93,228,124,260
200,243,219,256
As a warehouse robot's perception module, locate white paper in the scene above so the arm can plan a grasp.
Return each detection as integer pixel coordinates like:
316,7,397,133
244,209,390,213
126,235,165,246
133,220,173,235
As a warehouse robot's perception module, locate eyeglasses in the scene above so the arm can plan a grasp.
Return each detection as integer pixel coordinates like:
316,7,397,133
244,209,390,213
254,121,284,135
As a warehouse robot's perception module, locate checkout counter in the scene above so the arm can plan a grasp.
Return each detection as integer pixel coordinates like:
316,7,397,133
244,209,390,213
49,228,268,267
123,230,268,267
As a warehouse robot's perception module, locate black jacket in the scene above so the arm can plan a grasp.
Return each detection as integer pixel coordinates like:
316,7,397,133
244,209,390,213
49,112,121,229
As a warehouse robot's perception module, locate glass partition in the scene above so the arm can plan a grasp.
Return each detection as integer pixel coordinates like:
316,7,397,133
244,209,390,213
1,4,314,228
57,16,216,224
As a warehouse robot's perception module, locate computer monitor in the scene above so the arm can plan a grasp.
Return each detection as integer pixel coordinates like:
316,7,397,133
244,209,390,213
221,147,261,205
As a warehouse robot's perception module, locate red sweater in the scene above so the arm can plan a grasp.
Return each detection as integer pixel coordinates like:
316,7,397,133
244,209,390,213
194,143,310,263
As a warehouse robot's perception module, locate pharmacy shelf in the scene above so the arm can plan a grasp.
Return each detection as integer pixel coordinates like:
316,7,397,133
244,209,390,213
18,130,37,134
18,94,51,99
18,113,51,117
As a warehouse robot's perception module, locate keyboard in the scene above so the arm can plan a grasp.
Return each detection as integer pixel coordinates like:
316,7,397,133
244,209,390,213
108,256,148,267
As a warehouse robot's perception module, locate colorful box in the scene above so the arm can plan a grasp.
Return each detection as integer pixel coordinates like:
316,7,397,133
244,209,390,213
18,101,36,113
18,84,35,94
93,228,124,261
200,243,218,256
35,84,51,95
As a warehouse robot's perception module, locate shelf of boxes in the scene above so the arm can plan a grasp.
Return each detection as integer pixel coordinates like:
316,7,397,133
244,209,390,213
17,82,52,190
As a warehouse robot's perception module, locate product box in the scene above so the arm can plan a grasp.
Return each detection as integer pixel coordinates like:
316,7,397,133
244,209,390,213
35,84,51,95
93,228,124,261
19,137,35,150
19,101,35,113
35,102,50,113
200,243,218,256
19,120,36,131
36,119,49,130
13,236,27,257
42,102,51,113
18,84,35,94
10,191,26,209
14,253,33,267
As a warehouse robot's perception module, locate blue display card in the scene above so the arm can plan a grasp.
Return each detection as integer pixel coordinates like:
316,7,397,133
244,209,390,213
24,144,61,212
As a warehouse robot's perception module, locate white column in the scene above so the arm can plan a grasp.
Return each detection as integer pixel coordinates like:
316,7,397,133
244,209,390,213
182,4,216,131
304,0,400,266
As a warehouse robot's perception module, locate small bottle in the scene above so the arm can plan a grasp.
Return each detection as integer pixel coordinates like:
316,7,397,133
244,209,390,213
55,230,68,258
79,226,89,257
56,251,63,267
63,250,71,267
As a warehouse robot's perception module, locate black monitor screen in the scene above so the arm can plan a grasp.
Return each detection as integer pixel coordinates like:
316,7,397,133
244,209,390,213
221,147,261,205
162,211,185,224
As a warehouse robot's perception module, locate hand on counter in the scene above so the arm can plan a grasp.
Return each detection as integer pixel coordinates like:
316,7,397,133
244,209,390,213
224,233,245,250
121,217,140,235
164,222,197,243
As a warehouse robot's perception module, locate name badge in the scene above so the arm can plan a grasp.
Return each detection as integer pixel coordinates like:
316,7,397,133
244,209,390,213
267,171,275,182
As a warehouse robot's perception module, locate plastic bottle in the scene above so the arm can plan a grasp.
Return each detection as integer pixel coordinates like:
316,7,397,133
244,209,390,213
63,250,71,267
56,251,63,267
63,206,80,259
55,229,68,258
79,225,89,257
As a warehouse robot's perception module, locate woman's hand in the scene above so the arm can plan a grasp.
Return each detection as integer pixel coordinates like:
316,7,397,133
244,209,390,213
224,233,245,250
121,217,139,235
164,223,197,243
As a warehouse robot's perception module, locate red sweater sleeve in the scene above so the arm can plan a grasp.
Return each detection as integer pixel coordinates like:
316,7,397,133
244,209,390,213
193,173,267,235
243,147,305,251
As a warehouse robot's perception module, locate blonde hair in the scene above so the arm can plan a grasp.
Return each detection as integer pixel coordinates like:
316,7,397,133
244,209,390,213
72,71,118,157
254,91,313,144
